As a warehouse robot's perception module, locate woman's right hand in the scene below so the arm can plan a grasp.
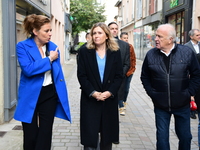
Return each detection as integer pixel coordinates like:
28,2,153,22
49,47,59,61
92,92,102,101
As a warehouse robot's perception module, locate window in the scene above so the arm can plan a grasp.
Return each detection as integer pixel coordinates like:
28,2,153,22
168,11,185,44
136,0,142,19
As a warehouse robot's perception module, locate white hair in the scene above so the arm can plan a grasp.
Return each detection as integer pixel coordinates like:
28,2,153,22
157,23,176,42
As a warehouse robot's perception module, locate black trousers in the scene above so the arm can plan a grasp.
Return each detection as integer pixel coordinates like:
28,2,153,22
84,143,112,150
84,135,112,150
22,84,57,150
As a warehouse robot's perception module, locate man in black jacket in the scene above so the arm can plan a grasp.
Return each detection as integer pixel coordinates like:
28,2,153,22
141,24,200,150
185,29,200,119
108,22,130,116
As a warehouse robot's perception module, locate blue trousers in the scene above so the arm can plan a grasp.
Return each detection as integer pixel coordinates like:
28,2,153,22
124,74,133,103
198,112,200,147
119,74,133,108
154,106,192,150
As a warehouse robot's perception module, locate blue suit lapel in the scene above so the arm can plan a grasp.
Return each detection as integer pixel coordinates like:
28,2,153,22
47,42,60,81
24,38,42,60
25,38,61,81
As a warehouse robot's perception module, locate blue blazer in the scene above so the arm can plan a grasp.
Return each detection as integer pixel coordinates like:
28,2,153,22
14,38,71,123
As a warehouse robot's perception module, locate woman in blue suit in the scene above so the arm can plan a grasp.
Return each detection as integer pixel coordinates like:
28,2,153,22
14,14,71,150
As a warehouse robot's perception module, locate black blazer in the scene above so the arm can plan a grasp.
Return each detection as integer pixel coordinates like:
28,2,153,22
184,40,200,54
117,39,130,76
77,46,123,147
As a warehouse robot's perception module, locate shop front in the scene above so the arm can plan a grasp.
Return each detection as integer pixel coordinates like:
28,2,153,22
163,0,193,44
168,11,185,44
133,22,159,60
133,4,162,60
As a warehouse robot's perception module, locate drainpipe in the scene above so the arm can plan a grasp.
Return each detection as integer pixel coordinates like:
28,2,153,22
192,0,195,28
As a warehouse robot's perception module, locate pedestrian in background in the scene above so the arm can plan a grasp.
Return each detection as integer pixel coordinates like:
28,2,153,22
120,32,136,114
76,32,92,64
14,14,71,150
141,23,200,150
77,22,123,150
185,29,200,149
185,29,200,120
85,32,92,43
108,22,130,116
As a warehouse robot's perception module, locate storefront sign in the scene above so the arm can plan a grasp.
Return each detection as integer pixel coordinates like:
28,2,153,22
170,0,179,8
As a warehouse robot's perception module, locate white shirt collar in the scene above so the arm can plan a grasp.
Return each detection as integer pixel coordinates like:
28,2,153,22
160,44,175,56
191,40,199,45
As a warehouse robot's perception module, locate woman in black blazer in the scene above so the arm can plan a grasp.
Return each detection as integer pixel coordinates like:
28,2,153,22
77,22,123,150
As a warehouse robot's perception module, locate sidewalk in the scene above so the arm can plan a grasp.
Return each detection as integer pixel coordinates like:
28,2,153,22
0,54,199,150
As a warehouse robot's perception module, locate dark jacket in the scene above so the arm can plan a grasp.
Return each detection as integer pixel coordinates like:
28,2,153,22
117,39,130,76
184,41,200,71
116,38,130,101
141,44,200,111
77,46,123,147
185,41,200,112
184,40,200,54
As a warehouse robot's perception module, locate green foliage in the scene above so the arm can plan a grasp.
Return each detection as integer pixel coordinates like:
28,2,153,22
70,0,106,36
74,42,85,51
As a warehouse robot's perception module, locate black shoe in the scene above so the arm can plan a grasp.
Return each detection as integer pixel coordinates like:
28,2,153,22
190,113,197,119
113,141,120,144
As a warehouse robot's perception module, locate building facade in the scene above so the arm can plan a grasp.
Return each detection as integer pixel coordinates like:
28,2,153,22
115,0,199,60
163,0,193,44
0,0,71,124
192,0,200,29
115,0,162,60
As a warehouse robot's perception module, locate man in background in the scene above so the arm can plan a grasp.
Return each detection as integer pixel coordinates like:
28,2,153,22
185,29,200,119
108,22,130,116
120,32,136,115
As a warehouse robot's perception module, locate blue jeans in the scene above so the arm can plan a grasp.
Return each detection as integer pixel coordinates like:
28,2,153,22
124,74,133,103
119,74,133,108
198,112,200,147
154,107,192,150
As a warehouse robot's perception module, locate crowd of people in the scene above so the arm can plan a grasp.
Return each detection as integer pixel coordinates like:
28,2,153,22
14,13,200,150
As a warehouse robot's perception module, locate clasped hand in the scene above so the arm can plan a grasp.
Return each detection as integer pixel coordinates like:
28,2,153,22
92,91,111,101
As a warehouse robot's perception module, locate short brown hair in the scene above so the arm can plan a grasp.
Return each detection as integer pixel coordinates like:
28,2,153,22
23,14,50,37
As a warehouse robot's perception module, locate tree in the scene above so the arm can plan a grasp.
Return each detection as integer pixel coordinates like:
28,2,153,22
70,0,106,36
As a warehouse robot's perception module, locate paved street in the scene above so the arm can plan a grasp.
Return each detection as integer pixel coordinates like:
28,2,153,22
0,54,199,150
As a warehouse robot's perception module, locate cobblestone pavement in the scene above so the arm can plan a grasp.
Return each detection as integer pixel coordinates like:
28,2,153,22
0,54,199,150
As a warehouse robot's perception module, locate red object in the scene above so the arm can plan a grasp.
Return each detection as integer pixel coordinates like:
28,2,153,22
190,101,197,111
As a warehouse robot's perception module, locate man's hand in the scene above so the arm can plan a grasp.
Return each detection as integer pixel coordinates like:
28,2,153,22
191,96,195,101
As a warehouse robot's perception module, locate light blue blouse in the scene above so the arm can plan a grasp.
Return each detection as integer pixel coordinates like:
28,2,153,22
96,52,106,83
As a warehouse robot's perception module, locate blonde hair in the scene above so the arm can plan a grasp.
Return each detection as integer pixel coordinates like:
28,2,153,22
23,14,50,37
87,22,119,51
